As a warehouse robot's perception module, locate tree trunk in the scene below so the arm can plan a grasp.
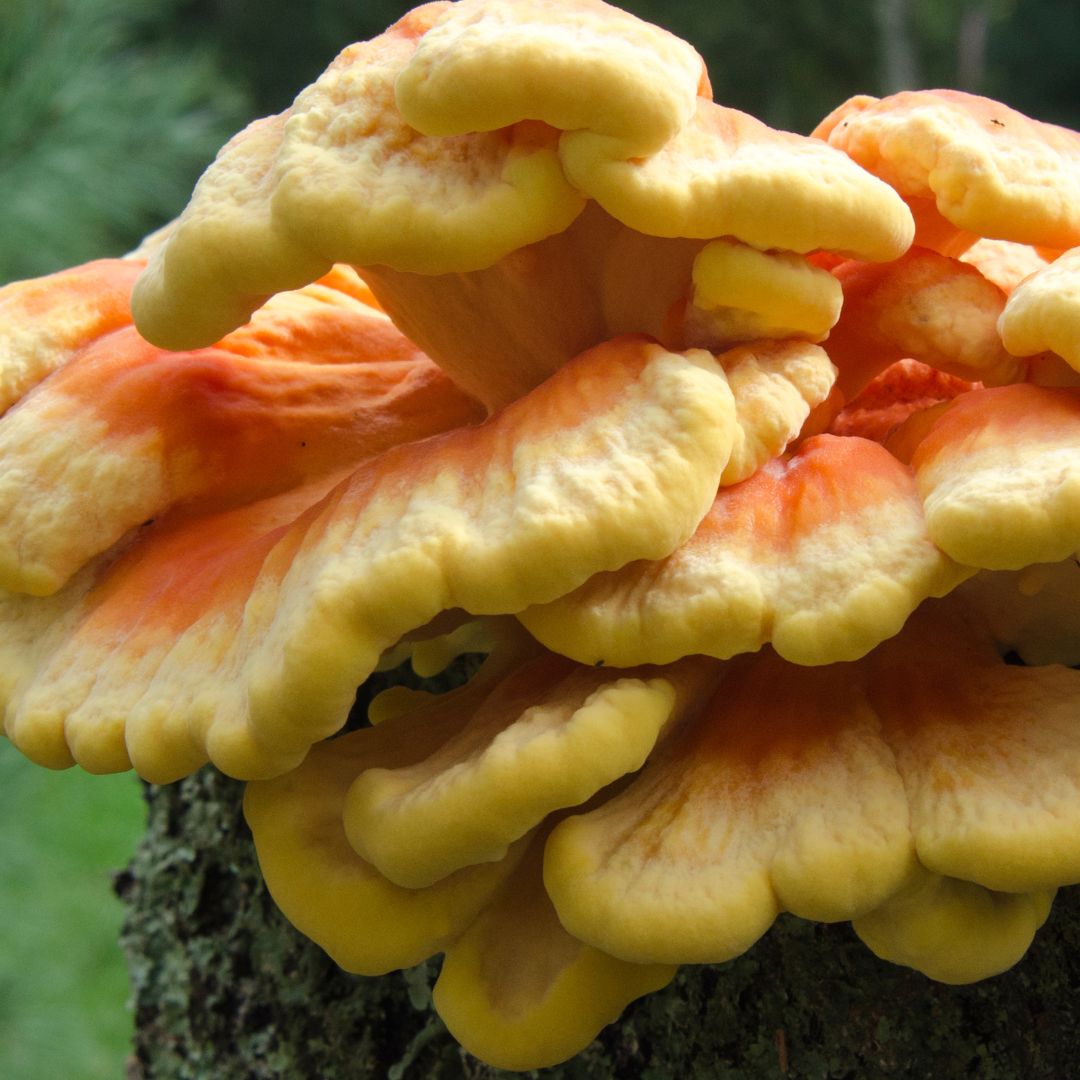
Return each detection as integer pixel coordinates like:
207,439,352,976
117,668,1080,1080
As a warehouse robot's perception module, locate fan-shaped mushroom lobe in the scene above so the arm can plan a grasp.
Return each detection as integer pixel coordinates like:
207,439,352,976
521,435,968,667
914,384,1080,569
853,867,1054,984
562,97,913,260
0,335,735,780
1,485,336,780
244,689,530,975
343,651,680,888
394,0,707,158
434,822,676,1072
543,650,916,965
816,90,1080,251
0,258,143,415
242,336,736,758
0,272,482,596
999,246,1080,371
132,3,590,351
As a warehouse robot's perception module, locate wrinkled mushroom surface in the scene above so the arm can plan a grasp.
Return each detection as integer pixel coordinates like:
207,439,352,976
5,2,1080,1073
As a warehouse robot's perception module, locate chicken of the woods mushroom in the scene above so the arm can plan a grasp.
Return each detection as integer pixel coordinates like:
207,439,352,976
3,0,1080,1070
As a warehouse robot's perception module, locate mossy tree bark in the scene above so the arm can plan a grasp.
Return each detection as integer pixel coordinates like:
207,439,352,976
117,666,1080,1080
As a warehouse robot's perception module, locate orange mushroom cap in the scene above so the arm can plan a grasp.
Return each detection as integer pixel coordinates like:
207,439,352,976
0,327,740,779
815,90,1080,254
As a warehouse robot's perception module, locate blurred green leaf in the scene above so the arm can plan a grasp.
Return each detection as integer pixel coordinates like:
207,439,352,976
0,0,247,284
0,737,146,1080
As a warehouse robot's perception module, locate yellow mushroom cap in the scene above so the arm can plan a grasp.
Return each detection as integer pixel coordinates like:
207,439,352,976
1,332,736,780
241,336,735,759
853,867,1054,985
433,818,676,1071
132,2,588,351
394,0,707,158
545,595,1080,976
544,647,918,966
521,433,968,669
815,90,1080,251
562,96,914,260
133,0,914,358
913,383,1080,570
344,649,678,889
999,246,1080,371
244,679,532,974
690,240,844,346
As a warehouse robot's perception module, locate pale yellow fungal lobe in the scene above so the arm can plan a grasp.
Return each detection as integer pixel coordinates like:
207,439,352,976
344,671,676,888
244,726,530,975
817,90,1080,250
272,25,585,276
853,867,1055,984
914,385,1080,570
562,97,914,260
132,113,332,352
394,0,705,158
521,435,968,669
691,239,843,344
999,246,1080,371
544,655,916,966
242,339,737,757
716,340,837,485
132,3,589,350
434,828,676,1071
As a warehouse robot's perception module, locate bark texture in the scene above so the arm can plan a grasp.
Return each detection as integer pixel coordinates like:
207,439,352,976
117,664,1080,1080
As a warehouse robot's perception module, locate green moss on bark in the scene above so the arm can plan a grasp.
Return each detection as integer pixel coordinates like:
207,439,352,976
117,665,1080,1079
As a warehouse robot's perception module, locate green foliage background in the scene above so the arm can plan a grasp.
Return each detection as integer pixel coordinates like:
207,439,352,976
0,738,144,1080
157,0,1080,138
0,0,245,283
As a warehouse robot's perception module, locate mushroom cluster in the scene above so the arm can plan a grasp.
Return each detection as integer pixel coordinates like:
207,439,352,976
4,0,1080,1070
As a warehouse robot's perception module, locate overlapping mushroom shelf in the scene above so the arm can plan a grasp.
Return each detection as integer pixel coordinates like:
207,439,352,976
4,0,1080,1072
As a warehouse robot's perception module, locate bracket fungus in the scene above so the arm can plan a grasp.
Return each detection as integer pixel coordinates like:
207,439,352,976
6,0,1080,1071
